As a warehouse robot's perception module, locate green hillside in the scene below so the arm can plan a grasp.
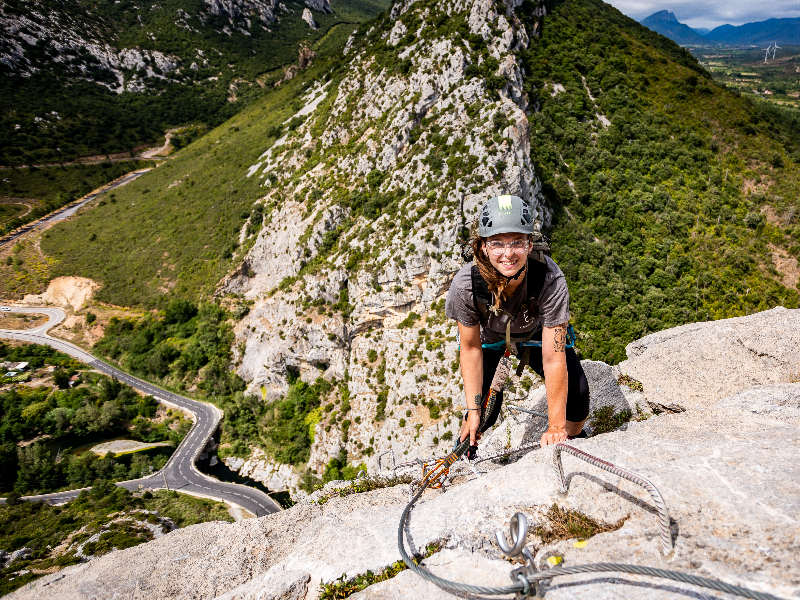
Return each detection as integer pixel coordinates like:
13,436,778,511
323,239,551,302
39,56,338,306
39,0,800,366
524,0,799,361
0,0,389,165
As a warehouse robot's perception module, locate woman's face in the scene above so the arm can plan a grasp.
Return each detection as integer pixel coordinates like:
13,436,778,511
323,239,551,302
484,232,530,277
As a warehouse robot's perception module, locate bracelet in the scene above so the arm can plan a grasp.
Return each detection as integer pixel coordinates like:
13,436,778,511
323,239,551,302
465,407,480,411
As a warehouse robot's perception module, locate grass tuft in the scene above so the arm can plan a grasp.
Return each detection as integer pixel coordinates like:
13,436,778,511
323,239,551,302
590,405,633,435
534,504,628,544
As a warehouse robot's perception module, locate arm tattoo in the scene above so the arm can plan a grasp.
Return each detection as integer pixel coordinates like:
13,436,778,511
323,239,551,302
553,324,567,353
473,393,482,408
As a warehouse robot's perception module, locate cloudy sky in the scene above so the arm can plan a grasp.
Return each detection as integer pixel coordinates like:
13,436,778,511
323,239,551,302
603,0,800,30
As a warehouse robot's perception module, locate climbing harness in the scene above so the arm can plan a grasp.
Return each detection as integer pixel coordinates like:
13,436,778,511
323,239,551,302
472,256,549,354
397,442,782,600
481,324,577,351
481,322,577,379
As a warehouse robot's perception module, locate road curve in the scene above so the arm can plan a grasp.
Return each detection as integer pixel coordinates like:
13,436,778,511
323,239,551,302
0,306,280,517
0,169,150,250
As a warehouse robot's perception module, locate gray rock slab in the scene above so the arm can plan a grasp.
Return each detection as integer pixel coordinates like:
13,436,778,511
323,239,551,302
12,382,799,600
581,359,634,415
617,307,800,411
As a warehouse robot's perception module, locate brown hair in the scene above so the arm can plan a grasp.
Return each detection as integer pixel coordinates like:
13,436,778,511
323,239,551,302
469,233,532,311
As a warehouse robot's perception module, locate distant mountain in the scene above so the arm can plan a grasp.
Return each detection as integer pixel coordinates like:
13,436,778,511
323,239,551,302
640,10,708,46
705,18,800,45
693,28,711,36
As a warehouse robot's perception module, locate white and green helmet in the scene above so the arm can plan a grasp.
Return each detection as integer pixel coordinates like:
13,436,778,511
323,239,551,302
478,194,535,237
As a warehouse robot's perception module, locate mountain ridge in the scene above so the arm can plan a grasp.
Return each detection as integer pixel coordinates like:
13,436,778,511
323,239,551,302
640,10,800,47
705,17,800,45
640,10,707,46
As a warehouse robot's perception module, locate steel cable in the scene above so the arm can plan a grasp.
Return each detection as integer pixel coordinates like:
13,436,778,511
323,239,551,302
398,456,781,600
553,443,673,555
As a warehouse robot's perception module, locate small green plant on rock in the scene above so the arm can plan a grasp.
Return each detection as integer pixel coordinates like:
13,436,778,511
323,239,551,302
590,405,633,435
617,374,644,392
319,541,442,599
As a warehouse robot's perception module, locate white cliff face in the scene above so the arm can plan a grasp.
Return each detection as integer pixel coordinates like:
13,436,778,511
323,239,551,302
301,8,318,29
221,0,553,494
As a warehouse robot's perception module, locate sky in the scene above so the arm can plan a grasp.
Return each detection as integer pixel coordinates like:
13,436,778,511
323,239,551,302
603,0,800,30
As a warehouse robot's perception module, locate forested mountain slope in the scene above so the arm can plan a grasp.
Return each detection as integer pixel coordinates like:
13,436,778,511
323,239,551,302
38,0,800,487
0,0,388,165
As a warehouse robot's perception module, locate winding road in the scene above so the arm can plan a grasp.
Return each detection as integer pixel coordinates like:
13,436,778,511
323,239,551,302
0,169,151,250
0,306,280,517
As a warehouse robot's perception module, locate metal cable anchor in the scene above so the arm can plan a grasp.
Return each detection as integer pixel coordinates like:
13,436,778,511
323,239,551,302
495,513,542,598
552,443,674,556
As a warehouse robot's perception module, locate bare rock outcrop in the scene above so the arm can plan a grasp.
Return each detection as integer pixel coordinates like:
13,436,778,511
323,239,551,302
301,8,318,29
617,306,800,411
12,381,799,599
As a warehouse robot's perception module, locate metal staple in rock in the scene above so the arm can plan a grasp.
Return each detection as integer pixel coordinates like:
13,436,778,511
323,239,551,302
398,450,781,600
552,443,673,556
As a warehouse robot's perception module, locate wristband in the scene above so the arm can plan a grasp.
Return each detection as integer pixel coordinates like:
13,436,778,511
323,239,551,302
465,407,480,411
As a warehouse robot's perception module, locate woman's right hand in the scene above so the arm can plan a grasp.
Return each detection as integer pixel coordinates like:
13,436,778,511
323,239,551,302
459,409,482,445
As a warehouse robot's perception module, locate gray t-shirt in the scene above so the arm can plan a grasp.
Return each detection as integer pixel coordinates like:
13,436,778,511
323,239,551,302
445,256,570,344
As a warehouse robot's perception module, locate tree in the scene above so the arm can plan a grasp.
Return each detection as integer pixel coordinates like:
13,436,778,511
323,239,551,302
53,369,71,389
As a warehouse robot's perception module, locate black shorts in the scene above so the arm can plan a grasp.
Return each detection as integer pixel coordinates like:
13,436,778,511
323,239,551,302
466,344,590,432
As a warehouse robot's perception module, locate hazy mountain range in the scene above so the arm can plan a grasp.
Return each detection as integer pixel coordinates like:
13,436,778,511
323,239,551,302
641,10,800,46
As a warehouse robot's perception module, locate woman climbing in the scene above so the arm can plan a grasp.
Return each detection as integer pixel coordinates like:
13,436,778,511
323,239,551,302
445,194,590,456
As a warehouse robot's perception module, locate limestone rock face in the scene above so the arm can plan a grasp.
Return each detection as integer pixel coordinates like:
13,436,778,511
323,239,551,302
301,8,318,29
223,0,552,494
224,448,301,492
13,379,799,599
618,307,800,411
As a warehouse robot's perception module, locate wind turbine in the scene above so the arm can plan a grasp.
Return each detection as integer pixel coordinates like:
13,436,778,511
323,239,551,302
772,42,780,59
762,44,773,64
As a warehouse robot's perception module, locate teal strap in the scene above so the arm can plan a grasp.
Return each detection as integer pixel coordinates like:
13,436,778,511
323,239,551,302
481,340,507,350
484,324,577,349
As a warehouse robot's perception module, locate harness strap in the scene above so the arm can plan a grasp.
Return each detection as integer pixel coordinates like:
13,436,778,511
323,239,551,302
515,345,531,377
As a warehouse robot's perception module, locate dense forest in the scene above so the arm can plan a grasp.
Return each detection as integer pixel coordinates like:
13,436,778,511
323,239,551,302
0,342,189,495
93,299,243,394
520,0,800,361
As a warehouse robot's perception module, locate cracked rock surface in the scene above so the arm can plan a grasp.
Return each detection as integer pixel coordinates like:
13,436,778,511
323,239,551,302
10,313,799,600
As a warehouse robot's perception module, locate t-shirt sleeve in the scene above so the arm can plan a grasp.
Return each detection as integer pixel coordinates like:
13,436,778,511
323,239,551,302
538,275,570,328
445,267,481,327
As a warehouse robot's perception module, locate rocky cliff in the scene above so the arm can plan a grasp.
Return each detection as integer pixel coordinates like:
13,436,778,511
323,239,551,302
9,308,799,599
0,0,334,90
221,0,554,493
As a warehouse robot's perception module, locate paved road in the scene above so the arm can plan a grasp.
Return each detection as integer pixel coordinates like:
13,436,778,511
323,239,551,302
0,169,151,250
0,306,280,517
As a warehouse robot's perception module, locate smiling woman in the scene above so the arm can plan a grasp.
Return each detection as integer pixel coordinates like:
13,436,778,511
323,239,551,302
446,195,590,459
